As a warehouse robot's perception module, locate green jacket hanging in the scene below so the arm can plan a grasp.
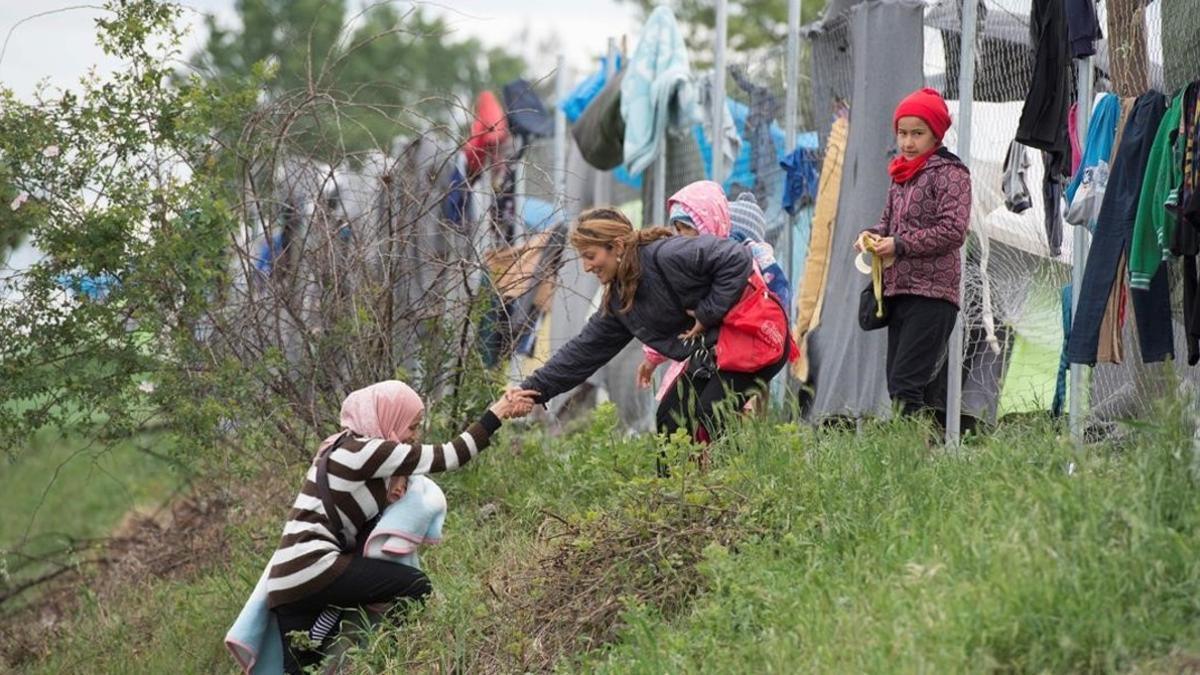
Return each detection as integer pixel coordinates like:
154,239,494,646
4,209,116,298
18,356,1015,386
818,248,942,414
1130,91,1184,290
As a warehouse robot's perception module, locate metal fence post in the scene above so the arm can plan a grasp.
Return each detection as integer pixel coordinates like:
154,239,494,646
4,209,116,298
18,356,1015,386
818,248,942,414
773,0,802,410
946,0,978,447
554,54,567,212
785,0,801,280
1070,57,1094,443
712,0,728,183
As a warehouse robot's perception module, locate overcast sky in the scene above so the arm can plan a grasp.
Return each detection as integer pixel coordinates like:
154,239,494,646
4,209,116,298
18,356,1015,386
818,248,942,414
0,1,642,100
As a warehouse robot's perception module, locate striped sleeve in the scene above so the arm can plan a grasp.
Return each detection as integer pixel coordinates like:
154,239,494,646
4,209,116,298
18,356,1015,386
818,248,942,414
330,411,502,481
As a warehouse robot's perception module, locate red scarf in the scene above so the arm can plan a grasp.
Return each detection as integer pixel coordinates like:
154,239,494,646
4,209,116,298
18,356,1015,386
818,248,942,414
888,147,938,184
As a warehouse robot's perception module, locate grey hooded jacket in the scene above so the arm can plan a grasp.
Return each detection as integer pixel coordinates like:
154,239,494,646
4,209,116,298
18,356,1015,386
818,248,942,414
521,234,752,404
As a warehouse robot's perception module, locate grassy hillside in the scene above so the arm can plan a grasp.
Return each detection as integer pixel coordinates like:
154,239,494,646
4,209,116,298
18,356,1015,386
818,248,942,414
0,431,183,591
12,402,1200,674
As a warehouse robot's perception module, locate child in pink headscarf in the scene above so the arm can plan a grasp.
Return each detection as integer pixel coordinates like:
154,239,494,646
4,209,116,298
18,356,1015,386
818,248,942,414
267,380,536,673
637,181,731,406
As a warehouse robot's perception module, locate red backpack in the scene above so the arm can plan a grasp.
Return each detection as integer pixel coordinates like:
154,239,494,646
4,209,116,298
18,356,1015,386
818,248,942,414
654,249,798,373
714,268,798,371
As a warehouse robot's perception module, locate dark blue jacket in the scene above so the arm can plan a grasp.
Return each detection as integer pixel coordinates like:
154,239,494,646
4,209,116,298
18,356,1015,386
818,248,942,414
521,234,752,403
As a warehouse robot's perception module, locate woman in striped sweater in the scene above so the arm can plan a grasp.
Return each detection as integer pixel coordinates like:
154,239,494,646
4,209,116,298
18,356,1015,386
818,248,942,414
269,380,535,673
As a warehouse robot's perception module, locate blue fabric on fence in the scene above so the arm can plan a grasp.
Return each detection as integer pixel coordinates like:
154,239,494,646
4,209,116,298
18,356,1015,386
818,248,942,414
442,159,470,226
562,54,624,124
521,196,562,233
781,142,821,215
1052,284,1072,417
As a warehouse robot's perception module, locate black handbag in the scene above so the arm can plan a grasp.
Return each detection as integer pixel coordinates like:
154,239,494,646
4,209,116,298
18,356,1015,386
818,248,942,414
858,283,888,331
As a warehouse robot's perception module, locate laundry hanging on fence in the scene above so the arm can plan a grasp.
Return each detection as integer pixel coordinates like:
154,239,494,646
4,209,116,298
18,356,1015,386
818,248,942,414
465,91,509,179
693,97,799,205
1068,91,1171,367
1042,150,1065,258
620,6,701,175
780,142,821,215
562,53,623,124
503,78,554,139
1173,82,1200,365
441,152,471,226
1016,0,1072,179
698,76,742,182
1001,140,1033,214
1093,97,1138,366
1068,103,1083,175
731,65,783,211
1129,91,1185,291
1065,93,1121,229
792,114,848,383
1052,284,1072,417
573,69,627,171
1065,0,1102,59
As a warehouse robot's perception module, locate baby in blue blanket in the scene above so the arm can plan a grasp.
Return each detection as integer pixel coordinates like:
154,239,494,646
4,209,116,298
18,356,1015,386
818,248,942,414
226,473,447,674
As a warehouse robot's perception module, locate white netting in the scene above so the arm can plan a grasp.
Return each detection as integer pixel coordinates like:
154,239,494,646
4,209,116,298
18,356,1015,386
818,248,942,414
924,0,1200,426
524,0,1200,430
924,0,1074,422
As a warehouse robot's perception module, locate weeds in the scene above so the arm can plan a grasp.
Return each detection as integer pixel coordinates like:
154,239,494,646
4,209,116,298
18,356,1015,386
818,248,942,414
11,401,1200,674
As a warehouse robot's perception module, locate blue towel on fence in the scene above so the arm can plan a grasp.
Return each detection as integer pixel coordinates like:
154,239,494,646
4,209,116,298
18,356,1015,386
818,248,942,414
620,6,701,175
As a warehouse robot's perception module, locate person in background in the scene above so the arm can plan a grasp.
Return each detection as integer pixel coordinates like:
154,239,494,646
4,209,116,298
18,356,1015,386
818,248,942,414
727,191,791,313
855,87,972,419
637,184,792,425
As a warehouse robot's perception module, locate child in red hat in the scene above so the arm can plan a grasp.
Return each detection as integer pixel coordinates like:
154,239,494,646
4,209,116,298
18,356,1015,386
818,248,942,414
854,87,972,421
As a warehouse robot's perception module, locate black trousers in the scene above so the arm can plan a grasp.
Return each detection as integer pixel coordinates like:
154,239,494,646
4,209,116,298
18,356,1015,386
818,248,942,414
274,557,432,674
885,294,959,417
656,341,789,439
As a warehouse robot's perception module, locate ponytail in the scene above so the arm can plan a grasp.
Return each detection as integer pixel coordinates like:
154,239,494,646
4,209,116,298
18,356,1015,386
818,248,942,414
572,208,674,314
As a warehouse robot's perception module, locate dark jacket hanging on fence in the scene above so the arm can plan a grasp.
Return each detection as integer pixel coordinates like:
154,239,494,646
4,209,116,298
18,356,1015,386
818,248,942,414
572,69,627,171
1016,0,1073,177
1068,91,1171,367
1065,0,1102,59
1171,82,1200,365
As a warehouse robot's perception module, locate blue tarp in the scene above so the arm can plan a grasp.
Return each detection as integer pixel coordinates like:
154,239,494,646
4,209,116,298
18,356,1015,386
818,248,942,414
55,272,119,300
520,196,563,233
561,54,624,124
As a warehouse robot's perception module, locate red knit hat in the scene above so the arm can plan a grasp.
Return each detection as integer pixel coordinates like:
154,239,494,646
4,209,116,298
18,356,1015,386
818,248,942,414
893,87,951,140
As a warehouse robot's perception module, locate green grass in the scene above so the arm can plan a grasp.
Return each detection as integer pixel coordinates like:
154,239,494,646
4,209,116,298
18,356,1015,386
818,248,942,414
0,431,182,548
16,402,1200,674
0,430,183,616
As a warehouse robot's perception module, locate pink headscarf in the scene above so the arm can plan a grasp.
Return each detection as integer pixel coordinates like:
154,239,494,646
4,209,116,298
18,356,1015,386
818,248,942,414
318,380,425,454
666,180,731,238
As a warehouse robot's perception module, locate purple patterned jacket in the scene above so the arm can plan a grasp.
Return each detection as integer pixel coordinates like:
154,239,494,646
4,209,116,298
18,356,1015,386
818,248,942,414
864,148,972,307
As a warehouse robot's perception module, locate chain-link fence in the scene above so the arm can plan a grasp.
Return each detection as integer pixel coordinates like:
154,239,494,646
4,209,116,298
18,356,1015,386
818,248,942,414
508,0,1200,435
918,0,1200,430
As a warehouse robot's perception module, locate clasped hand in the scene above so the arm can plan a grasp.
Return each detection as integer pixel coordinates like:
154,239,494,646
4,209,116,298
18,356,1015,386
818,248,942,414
490,388,539,419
